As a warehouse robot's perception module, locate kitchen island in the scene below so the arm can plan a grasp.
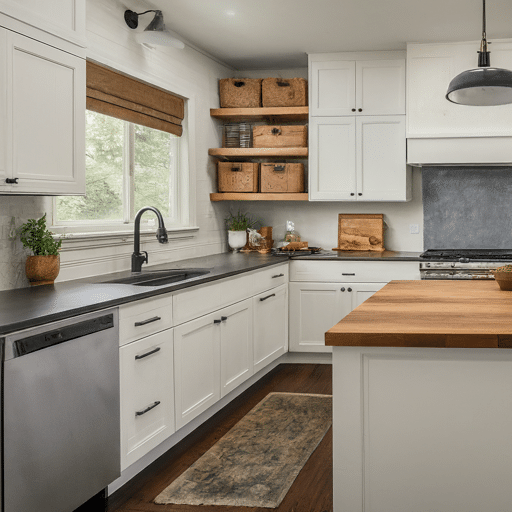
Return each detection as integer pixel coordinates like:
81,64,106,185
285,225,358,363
326,280,512,512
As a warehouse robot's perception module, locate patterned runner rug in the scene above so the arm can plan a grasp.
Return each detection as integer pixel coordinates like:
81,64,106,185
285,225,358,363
154,392,332,508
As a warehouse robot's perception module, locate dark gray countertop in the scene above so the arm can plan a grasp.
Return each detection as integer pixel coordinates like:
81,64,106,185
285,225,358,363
291,250,423,261
0,253,288,336
0,250,423,336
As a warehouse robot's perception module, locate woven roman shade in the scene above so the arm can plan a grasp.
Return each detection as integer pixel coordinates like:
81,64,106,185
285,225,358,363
86,61,184,136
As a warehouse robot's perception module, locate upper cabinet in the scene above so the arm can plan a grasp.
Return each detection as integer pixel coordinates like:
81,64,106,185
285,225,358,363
407,40,512,165
0,28,85,195
0,0,86,49
310,56,405,116
308,52,410,202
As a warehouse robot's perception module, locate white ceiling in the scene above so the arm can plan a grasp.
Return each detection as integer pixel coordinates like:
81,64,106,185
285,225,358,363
123,0,512,70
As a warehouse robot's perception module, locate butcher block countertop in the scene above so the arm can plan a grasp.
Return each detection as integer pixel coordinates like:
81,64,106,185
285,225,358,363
325,280,512,349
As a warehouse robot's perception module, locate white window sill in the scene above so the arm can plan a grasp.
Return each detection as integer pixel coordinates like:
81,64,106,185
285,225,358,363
54,226,200,251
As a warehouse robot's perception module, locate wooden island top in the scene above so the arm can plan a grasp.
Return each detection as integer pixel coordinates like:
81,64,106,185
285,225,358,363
325,279,512,349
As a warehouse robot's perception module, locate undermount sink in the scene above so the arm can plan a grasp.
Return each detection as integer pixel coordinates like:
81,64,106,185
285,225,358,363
105,269,210,287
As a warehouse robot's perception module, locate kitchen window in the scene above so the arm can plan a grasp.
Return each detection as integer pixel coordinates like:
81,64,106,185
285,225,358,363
53,61,194,237
56,110,183,227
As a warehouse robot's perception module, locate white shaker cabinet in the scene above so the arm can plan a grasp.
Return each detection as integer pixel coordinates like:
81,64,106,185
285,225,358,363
119,329,175,471
0,28,85,194
174,299,253,430
309,115,409,201
310,55,406,117
253,284,288,373
289,282,385,353
308,52,410,202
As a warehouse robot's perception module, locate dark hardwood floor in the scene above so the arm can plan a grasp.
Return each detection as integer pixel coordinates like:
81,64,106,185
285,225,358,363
107,363,333,512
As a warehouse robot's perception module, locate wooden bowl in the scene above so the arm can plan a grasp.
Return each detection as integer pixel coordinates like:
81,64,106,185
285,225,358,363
493,271,512,291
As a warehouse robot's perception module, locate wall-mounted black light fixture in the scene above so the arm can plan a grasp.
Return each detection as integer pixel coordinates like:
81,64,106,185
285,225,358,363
124,9,185,49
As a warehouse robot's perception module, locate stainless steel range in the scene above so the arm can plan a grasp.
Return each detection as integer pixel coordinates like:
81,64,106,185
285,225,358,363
419,249,512,280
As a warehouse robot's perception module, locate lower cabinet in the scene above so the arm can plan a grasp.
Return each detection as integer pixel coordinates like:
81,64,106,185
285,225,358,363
119,328,175,471
289,282,385,352
174,299,253,430
253,284,288,372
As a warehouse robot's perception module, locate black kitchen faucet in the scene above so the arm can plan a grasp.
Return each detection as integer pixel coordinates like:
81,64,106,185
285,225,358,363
132,206,168,272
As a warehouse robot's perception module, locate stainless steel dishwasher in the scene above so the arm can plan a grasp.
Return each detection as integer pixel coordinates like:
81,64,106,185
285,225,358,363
1,308,120,512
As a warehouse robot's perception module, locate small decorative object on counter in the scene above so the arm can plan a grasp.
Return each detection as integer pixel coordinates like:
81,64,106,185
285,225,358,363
333,213,385,252
260,163,304,193
493,265,512,290
219,78,262,108
241,226,274,254
284,220,301,243
218,162,259,192
225,210,258,252
262,77,308,107
18,214,63,286
252,125,307,148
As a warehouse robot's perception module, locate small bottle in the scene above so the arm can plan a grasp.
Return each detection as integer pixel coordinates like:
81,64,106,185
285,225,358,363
284,220,300,243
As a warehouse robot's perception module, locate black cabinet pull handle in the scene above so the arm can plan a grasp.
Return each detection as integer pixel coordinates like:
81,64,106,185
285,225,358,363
5,177,18,184
272,273,284,278
260,293,276,302
221,316,228,321
214,319,221,324
341,287,346,292
348,287,352,292
342,273,355,276
134,316,161,327
135,347,161,360
135,401,160,417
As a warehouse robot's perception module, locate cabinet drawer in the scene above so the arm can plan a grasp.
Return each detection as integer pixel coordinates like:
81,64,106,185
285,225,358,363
119,294,173,346
252,263,288,294
173,273,252,326
119,329,174,470
290,260,420,282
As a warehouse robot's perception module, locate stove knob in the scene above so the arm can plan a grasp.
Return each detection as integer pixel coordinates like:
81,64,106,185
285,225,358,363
459,257,470,263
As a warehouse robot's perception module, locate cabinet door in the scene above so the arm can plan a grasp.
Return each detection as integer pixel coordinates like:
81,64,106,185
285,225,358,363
220,299,253,397
0,29,7,191
356,59,405,115
174,312,221,430
5,30,85,194
120,329,175,471
253,284,288,372
356,115,409,201
310,60,356,116
309,116,356,201
289,282,350,352
350,282,387,310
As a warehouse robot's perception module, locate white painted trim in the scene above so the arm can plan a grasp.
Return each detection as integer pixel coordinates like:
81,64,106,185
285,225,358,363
107,353,331,496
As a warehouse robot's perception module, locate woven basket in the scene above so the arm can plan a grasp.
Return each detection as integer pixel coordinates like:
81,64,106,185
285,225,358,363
219,78,262,108
260,163,304,193
262,78,308,107
218,162,259,192
252,125,307,148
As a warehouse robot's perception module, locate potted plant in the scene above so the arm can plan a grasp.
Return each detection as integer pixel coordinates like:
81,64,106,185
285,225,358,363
225,210,257,251
18,214,63,286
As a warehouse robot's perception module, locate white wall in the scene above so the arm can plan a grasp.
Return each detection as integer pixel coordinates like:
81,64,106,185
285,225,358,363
0,0,233,291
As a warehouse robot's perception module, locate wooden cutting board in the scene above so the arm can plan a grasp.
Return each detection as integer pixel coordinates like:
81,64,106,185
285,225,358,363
333,214,385,252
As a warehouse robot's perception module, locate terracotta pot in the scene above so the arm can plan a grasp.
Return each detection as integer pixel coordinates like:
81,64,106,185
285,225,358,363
25,255,60,286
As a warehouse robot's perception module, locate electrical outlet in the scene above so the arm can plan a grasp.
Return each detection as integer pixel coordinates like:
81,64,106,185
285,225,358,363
409,224,420,234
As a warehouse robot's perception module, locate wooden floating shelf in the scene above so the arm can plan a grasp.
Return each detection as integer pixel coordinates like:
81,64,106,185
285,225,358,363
210,193,309,202
208,147,308,159
210,106,309,122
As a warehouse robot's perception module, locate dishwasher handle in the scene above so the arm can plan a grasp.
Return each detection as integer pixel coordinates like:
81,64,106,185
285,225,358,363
13,314,115,357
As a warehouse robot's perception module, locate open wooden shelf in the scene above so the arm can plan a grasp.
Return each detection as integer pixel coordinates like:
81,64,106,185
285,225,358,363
210,193,309,202
208,147,308,160
210,106,308,122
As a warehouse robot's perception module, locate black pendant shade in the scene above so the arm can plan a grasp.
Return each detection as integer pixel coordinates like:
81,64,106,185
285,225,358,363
446,67,512,105
445,0,512,106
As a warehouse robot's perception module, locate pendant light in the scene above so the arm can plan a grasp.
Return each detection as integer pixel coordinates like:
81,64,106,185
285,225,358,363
446,0,512,106
124,9,185,49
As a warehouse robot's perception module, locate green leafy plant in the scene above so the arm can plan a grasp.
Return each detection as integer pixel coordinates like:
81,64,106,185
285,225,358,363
225,210,258,231
18,214,63,256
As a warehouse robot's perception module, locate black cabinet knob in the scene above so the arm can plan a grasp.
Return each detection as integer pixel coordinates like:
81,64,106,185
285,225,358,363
351,108,356,112
358,193,362,196
350,192,355,196
341,287,346,292
358,108,362,112
347,287,352,292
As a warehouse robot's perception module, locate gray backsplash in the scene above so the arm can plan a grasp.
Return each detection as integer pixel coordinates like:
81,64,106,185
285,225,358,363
423,166,512,249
